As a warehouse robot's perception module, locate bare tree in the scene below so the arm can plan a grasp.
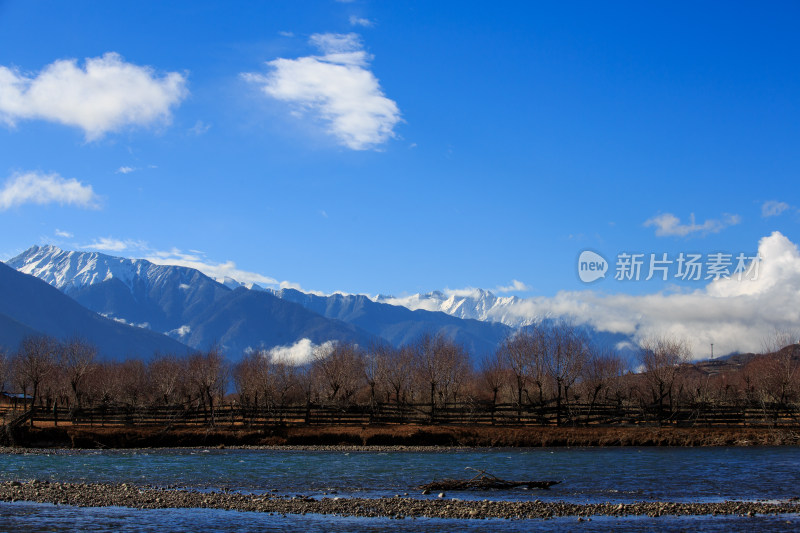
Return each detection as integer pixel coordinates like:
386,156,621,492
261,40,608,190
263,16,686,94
0,347,8,394
269,357,299,412
13,336,58,422
382,345,414,406
580,348,625,421
233,352,260,409
188,347,227,426
235,349,297,416
232,351,261,426
414,333,445,419
743,344,800,424
542,322,590,425
59,337,97,409
761,328,800,355
436,340,471,407
116,359,150,410
363,344,384,412
85,362,122,411
638,334,691,423
479,351,506,423
312,342,365,407
412,333,471,420
149,354,187,406
233,349,297,424
497,329,539,420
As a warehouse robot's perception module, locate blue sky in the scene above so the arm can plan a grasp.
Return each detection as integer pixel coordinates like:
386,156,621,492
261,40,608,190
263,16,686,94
1,1,798,300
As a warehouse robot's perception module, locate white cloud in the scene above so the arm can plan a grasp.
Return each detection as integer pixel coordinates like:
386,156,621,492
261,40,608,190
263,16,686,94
101,313,150,329
477,231,800,359
189,120,210,135
145,247,279,287
54,229,73,238
0,52,187,140
169,325,191,337
377,293,444,313
277,280,333,297
644,212,740,237
117,166,135,174
84,237,147,252
376,232,800,359
762,200,790,218
0,171,99,210
495,279,530,293
243,32,401,150
268,338,336,365
349,16,373,27
77,239,315,291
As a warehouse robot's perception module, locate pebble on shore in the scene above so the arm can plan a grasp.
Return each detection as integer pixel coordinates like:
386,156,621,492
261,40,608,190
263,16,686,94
0,480,798,521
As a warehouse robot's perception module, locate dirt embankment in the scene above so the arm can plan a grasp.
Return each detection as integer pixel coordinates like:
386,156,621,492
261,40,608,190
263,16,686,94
5,424,800,449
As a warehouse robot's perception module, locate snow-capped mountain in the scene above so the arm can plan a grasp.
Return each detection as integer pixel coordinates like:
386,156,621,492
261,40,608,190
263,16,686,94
12,245,265,296
11,245,540,329
0,260,189,359
6,245,516,361
7,245,374,358
272,288,514,356
8,244,642,364
218,276,268,292
374,289,537,328
9,245,231,333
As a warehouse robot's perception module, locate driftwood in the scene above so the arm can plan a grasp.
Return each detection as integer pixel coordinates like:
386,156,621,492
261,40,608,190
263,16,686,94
419,468,560,491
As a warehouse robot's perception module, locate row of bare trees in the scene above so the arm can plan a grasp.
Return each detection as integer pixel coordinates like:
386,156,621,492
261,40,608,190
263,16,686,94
233,333,472,420
2,325,800,426
0,337,226,423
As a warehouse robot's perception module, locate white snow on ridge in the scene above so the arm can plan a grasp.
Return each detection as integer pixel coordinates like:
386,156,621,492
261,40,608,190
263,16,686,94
6,244,202,294
9,244,135,290
8,232,800,360
8,245,537,329
374,288,534,327
217,276,267,291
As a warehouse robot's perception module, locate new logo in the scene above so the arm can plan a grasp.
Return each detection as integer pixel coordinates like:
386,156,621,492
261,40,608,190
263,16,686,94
578,250,608,283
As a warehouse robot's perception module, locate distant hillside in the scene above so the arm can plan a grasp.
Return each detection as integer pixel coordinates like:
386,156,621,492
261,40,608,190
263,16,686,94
0,261,189,359
7,245,375,359
274,288,513,360
7,245,648,363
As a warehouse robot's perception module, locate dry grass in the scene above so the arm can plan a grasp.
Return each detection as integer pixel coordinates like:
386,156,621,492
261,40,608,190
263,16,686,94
9,423,800,449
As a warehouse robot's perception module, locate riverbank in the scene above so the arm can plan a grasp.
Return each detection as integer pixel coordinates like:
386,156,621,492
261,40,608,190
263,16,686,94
4,424,800,449
0,480,798,521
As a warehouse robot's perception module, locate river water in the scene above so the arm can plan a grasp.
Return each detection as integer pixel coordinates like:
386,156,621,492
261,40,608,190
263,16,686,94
1,446,799,531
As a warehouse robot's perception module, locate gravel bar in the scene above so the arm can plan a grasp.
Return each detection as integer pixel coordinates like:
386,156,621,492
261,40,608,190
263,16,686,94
1,480,799,520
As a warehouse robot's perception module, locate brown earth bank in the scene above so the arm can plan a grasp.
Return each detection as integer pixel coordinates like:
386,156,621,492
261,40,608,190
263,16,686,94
0,480,799,520
5,424,800,449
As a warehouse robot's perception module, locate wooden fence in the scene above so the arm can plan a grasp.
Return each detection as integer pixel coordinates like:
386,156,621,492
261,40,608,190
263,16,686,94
13,400,800,429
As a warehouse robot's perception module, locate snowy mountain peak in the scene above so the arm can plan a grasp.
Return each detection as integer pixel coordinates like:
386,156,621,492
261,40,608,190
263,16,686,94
374,288,534,327
6,245,211,295
217,276,267,292
7,245,539,330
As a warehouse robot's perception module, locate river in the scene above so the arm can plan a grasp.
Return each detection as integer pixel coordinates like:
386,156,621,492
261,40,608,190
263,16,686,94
1,446,799,531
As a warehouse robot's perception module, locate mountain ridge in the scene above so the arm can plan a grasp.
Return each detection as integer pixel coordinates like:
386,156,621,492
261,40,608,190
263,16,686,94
0,261,190,359
7,245,520,361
